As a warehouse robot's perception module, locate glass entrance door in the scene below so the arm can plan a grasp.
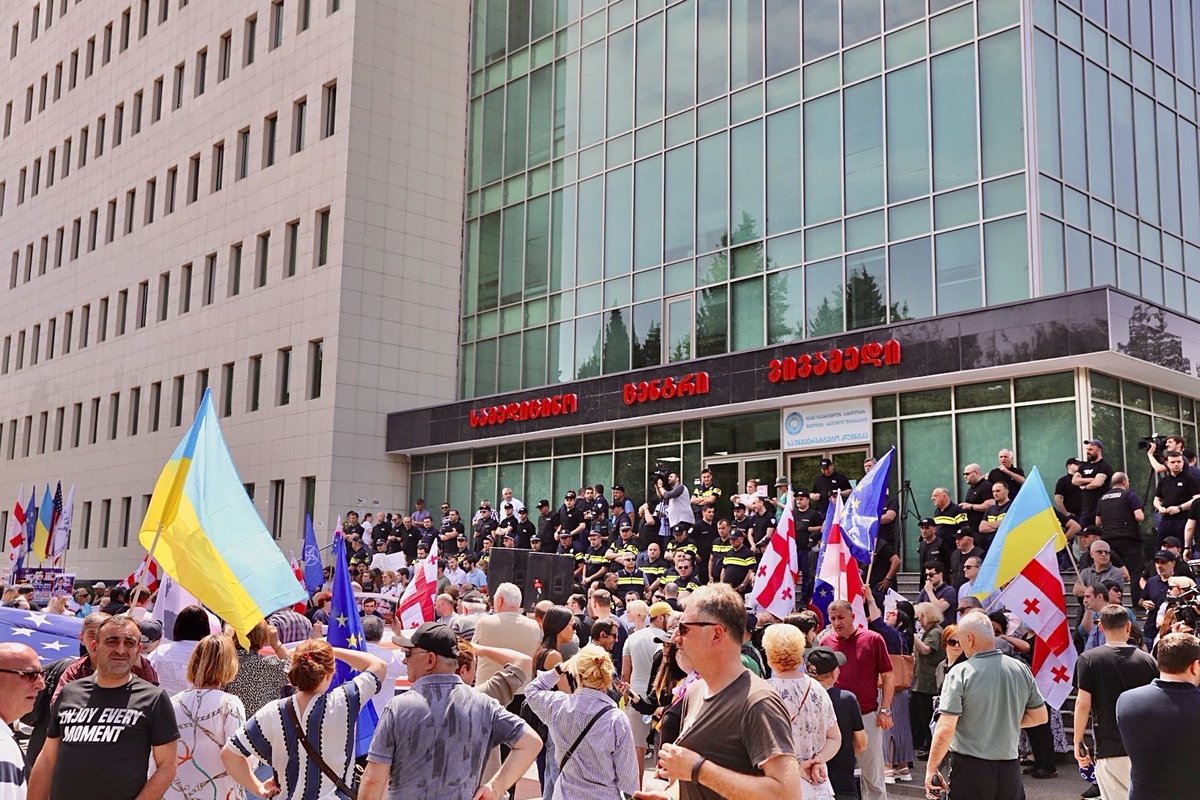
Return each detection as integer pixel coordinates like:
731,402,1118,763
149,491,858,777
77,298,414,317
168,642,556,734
787,447,871,500
703,456,781,519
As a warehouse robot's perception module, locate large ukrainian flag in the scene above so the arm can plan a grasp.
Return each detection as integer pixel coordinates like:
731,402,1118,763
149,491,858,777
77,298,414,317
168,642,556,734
972,465,1068,599
139,389,305,639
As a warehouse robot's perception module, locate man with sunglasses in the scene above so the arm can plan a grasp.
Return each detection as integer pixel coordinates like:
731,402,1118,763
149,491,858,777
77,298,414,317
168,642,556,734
634,584,797,800
1,643,44,797
29,616,179,800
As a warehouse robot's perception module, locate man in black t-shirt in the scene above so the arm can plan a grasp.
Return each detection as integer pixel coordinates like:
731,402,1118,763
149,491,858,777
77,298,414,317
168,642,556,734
30,616,179,800
987,448,1026,498
866,537,900,605
746,498,777,554
472,510,498,554
808,647,864,799
810,458,852,516
1153,451,1200,546
730,502,752,536
1055,458,1083,518
371,514,393,550
959,463,993,534
916,517,950,580
719,530,758,595
1075,439,1114,527
555,491,587,547
512,507,537,549
342,510,365,539
690,505,718,580
793,494,824,549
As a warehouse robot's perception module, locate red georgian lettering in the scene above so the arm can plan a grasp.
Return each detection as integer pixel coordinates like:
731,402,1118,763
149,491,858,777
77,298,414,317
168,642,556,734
623,383,638,405
797,354,812,378
828,348,843,374
884,339,902,365
783,356,798,382
812,351,828,376
549,396,562,415
768,359,783,384
662,376,678,399
861,341,884,367
507,403,520,422
696,372,709,394
563,394,577,413
469,409,481,428
844,346,861,371
678,374,695,397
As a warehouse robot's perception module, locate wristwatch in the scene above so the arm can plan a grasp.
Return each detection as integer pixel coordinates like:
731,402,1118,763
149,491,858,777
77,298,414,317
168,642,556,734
879,708,893,716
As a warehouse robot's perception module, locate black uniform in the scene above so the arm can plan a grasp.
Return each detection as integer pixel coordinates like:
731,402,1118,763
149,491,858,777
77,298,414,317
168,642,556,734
918,535,949,575
962,481,992,534
1054,473,1082,516
709,535,734,582
514,518,537,549
747,511,777,550
1098,487,1146,603
812,471,853,516
987,466,1025,498
1077,458,1114,526
720,544,758,593
1155,470,1200,544
794,507,825,549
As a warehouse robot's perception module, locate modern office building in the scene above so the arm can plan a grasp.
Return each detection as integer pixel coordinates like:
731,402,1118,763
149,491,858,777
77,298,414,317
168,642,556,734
388,0,1200,564
0,0,470,577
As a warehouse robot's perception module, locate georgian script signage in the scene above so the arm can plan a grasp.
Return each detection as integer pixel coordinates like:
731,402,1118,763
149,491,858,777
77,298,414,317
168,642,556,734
468,393,578,428
622,372,710,406
768,339,902,384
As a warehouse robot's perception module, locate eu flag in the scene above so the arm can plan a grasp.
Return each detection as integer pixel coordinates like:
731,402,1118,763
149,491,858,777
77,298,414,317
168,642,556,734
302,514,325,594
839,447,895,565
24,486,37,562
328,531,378,757
0,606,81,663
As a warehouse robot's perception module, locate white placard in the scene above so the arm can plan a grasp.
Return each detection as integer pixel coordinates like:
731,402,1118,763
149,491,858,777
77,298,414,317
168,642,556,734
781,399,873,450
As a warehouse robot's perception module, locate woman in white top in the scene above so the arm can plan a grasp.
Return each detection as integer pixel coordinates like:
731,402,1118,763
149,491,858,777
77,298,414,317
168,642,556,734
221,640,387,800
167,634,247,800
763,624,840,799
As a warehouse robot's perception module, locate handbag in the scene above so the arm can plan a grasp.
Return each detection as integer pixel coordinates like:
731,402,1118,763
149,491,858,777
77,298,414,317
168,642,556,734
284,698,357,800
889,653,914,691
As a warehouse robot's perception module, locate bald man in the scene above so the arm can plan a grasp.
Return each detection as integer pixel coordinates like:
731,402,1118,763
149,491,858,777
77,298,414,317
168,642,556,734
1,643,45,798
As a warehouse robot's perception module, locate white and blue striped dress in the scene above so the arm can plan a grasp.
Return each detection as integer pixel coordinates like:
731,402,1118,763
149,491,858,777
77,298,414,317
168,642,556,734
228,671,381,800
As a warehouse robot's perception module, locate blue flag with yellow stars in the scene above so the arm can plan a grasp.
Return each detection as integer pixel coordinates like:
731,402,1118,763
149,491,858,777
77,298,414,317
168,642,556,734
328,530,378,757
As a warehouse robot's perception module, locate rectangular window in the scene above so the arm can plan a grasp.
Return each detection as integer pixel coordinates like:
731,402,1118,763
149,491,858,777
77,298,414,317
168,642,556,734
145,178,156,224
115,289,127,335
248,354,262,411
21,416,32,457
263,113,277,166
79,303,90,348
53,227,63,267
46,149,55,187
256,231,270,286
25,85,33,122
159,0,168,23
218,32,231,81
221,362,234,417
228,243,242,296
173,63,185,110
211,141,224,192
99,499,111,548
38,74,47,111
68,50,77,88
158,272,170,320
131,91,142,134
139,0,149,37
88,397,100,444
30,325,39,365
136,280,148,328
195,48,207,96
120,8,130,51
31,160,40,197
87,208,98,251
17,168,25,204
321,81,336,138
298,0,311,31
52,406,63,450
0,336,7,373
270,1,284,50
108,392,120,440
284,220,299,276
180,262,192,312
105,199,116,243
149,381,161,432
129,387,140,436
80,501,91,548
46,317,55,359
244,15,257,65
95,115,105,156
195,368,209,408
53,63,61,100
276,347,291,405
236,127,250,179
37,235,47,275
31,6,40,39
269,479,285,539
97,298,108,342
5,419,14,460
36,411,47,454
62,310,72,354
307,339,323,399
244,483,255,500
187,154,200,203
3,102,10,137
302,475,316,528
203,253,216,305
102,23,112,65
291,98,306,153
165,166,177,214
0,182,4,215
10,23,16,59
62,138,70,176
124,188,136,234
152,77,163,122
71,402,82,448
171,375,185,426
85,37,94,77
119,497,131,546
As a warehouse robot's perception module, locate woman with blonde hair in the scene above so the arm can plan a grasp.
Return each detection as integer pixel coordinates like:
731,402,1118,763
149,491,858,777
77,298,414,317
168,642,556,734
167,634,247,800
763,623,839,797
910,602,945,759
524,644,640,799
221,639,387,799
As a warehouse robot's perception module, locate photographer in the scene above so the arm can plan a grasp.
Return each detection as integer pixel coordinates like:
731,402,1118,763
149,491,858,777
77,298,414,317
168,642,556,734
1153,450,1200,548
654,468,695,530
1145,435,1200,479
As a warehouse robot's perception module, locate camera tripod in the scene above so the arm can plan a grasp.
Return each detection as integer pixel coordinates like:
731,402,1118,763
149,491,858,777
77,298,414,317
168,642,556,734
898,479,924,571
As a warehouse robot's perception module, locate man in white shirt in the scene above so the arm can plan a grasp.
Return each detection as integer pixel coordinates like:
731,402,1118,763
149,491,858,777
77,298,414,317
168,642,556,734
0,643,43,799
622,601,673,770
361,615,405,720
500,487,525,516
147,605,211,696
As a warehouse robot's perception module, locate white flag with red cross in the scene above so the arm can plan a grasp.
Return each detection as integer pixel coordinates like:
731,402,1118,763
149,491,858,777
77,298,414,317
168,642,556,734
750,491,800,621
995,538,1077,709
396,539,439,629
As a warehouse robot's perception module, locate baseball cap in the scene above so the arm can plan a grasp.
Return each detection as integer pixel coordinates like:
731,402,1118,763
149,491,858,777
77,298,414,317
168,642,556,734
820,458,833,467
502,530,516,540
502,502,513,509
530,535,542,544
1084,438,1105,450
537,499,550,509
648,601,673,619
461,590,484,604
806,646,847,675
92,581,107,590
775,476,790,487
565,490,576,500
612,484,625,492
517,507,528,514
588,528,603,537
138,619,164,645
456,533,467,540
954,526,974,539
392,621,460,658
1155,549,1178,563
671,522,691,536
557,529,572,538
1065,457,1081,467
733,501,746,510
918,517,935,527
1079,525,1101,537
731,528,747,539
618,521,632,531
1163,536,1183,548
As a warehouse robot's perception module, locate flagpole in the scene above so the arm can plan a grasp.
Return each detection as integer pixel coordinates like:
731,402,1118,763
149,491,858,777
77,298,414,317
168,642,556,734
130,522,164,609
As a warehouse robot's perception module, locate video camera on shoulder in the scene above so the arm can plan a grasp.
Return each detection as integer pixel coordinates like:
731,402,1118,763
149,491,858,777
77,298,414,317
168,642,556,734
1138,433,1170,451
1165,586,1200,629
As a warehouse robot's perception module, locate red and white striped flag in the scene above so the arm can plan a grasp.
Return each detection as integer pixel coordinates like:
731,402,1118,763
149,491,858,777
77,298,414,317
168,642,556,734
396,539,438,629
995,538,1077,709
750,491,800,621
813,494,868,628
6,491,27,574
118,556,161,596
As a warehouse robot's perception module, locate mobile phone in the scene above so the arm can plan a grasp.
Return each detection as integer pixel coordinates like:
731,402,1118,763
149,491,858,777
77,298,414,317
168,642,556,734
926,771,947,800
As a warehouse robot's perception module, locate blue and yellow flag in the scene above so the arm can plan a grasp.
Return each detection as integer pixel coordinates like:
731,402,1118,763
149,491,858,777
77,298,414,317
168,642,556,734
972,466,1067,599
139,389,305,639
33,484,54,561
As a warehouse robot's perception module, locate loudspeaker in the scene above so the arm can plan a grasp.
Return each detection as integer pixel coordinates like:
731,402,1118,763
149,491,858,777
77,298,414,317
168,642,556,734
526,551,576,609
486,548,530,598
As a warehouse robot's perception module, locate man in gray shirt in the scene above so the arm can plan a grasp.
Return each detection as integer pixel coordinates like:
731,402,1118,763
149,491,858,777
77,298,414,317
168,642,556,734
657,469,695,528
359,622,542,800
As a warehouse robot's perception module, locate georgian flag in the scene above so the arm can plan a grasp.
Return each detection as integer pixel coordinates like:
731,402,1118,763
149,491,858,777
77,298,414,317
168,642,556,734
117,555,161,596
6,492,27,574
812,494,867,629
995,538,1077,709
750,491,800,621
397,539,439,629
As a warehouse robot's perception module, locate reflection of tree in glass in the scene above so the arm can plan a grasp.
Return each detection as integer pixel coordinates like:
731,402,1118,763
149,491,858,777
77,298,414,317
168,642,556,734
602,309,631,374
631,318,661,370
694,285,728,357
1116,304,1191,375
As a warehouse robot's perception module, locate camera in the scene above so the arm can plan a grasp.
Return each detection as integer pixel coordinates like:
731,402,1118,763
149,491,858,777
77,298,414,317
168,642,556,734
1138,433,1170,451
650,461,672,486
1165,587,1200,629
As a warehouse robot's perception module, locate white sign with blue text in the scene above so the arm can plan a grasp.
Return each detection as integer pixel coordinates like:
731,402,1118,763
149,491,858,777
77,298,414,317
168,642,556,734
781,399,873,450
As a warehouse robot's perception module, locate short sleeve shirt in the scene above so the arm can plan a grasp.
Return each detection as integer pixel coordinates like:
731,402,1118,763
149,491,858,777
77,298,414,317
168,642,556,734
1074,644,1158,758
938,649,1044,761
675,671,794,800
47,675,180,800
820,628,893,714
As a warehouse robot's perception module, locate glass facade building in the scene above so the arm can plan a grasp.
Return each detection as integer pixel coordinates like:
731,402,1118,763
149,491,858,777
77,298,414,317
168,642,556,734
387,0,1200,565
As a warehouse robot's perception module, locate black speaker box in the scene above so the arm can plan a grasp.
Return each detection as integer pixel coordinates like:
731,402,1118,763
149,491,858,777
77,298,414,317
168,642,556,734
486,547,530,597
525,551,576,609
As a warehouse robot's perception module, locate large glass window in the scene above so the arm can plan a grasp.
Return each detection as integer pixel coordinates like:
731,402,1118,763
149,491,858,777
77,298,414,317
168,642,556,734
844,78,884,214
889,236,933,320
636,15,664,126
846,248,887,329
886,62,929,202
804,94,842,224
935,226,982,313
665,0,696,115
978,29,1023,178
931,45,977,191
767,265,804,344
605,166,633,277
696,133,729,253
730,121,763,242
664,144,695,260
806,258,843,336
764,0,800,76
696,0,728,102
766,107,802,234
634,156,663,269
607,28,634,137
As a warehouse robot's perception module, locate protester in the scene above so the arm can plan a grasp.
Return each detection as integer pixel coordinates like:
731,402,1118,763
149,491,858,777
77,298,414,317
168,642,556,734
621,601,672,769
1073,604,1157,800
30,616,180,800
633,583,797,800
1,643,44,799
472,583,541,693
807,646,866,800
455,638,534,706
910,602,945,760
52,611,160,704
934,624,966,690
359,622,541,800
524,605,574,791
924,611,1047,799
148,605,212,697
1116,631,1200,799
361,615,405,720
166,635,246,800
222,620,290,717
762,624,839,796
222,640,387,799
525,644,639,799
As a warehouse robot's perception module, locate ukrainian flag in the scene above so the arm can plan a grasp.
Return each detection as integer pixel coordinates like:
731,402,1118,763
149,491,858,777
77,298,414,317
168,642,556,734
972,466,1067,599
33,485,54,561
139,389,305,639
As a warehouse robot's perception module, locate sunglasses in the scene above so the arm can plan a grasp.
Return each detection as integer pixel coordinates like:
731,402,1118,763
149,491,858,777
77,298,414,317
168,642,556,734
924,572,939,577
0,667,45,682
676,620,720,636
946,638,960,647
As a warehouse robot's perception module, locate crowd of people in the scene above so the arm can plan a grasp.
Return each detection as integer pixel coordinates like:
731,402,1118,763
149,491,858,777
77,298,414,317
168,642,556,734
7,436,1200,799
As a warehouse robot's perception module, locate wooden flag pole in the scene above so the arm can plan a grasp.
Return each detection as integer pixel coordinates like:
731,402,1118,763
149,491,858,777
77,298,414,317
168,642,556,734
129,522,164,610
